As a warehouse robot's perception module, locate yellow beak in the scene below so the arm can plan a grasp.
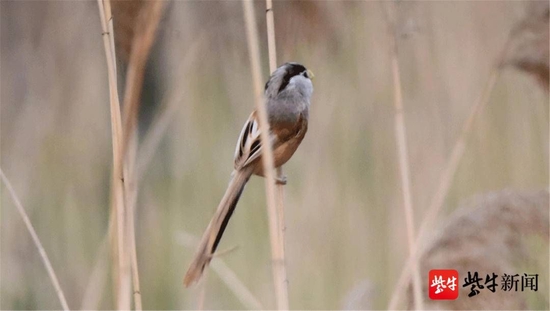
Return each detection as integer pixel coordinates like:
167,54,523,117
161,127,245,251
307,69,315,80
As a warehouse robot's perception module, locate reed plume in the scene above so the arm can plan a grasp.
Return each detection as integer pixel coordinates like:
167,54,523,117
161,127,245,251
408,189,549,310
505,1,549,92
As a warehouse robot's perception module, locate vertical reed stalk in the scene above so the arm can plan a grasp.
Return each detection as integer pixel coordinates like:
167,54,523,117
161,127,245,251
120,2,165,310
387,31,513,311
99,1,165,309
0,169,70,311
97,0,131,309
80,226,110,310
265,0,290,310
381,2,423,310
265,0,278,72
124,136,141,310
242,1,287,309
197,271,208,310
177,231,264,309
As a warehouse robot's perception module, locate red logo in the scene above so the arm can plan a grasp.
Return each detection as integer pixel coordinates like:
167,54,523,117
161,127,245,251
429,269,459,300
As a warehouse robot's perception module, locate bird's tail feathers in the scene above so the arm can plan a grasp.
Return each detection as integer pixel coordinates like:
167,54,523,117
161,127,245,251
183,167,253,287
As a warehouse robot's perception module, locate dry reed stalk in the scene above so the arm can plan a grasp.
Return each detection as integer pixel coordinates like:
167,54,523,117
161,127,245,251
197,270,208,310
387,34,514,310
124,136,141,310
342,279,374,310
209,260,264,309
80,227,110,310
80,206,122,310
265,0,290,309
177,231,264,309
106,191,122,308
265,0,277,72
242,1,287,309
120,0,165,158
136,98,179,181
381,2,423,309
0,169,70,311
110,0,148,63
100,1,166,309
118,2,165,310
97,0,131,309
410,190,549,310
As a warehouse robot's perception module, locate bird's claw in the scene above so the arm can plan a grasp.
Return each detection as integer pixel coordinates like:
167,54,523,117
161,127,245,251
275,175,287,185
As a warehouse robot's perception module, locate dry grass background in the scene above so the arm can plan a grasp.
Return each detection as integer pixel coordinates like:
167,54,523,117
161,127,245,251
1,1,548,310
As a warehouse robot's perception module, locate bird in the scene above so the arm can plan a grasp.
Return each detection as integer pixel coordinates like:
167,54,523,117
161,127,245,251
184,62,314,286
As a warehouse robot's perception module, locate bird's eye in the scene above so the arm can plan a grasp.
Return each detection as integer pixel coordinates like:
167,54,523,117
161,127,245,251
302,71,309,78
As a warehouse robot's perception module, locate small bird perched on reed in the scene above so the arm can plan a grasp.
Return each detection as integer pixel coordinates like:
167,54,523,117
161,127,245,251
184,62,314,286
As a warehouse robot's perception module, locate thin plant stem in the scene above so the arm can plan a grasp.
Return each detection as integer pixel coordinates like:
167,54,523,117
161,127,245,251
197,270,208,310
97,0,131,309
80,226,110,310
136,96,180,182
381,2,423,309
387,31,513,311
0,169,70,311
100,1,165,309
210,260,264,310
242,1,287,309
265,0,277,72
120,1,165,159
265,0,290,309
124,134,141,310
177,231,264,310
135,35,207,184
120,1,166,306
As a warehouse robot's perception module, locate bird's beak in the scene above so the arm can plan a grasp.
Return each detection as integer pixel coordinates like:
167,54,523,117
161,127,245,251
307,69,315,80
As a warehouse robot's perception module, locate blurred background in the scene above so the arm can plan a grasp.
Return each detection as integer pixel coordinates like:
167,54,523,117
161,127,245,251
1,0,548,310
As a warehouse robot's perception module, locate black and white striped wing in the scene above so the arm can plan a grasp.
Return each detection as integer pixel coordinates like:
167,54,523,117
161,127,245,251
234,111,275,170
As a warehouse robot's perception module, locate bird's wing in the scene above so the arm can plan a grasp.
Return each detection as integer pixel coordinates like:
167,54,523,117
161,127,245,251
234,111,279,170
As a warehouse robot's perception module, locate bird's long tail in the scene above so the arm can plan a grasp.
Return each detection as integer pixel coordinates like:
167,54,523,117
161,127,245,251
184,167,254,286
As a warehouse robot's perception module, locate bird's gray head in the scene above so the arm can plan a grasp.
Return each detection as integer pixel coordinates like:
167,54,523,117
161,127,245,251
264,62,314,100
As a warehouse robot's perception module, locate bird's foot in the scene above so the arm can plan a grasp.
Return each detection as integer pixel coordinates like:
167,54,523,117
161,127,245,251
275,175,287,185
